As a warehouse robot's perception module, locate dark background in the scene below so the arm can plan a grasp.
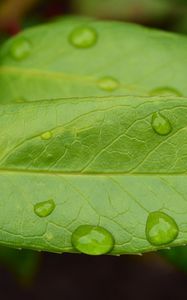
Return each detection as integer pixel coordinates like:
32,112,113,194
0,253,187,300
0,0,187,299
1,252,187,300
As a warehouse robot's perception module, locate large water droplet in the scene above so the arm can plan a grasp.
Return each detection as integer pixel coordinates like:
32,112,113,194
69,26,97,48
41,131,53,140
146,211,179,246
98,76,119,92
151,112,172,136
10,37,31,60
34,199,55,218
149,87,182,97
71,225,114,255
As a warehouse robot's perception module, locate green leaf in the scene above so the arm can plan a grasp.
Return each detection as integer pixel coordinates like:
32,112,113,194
0,246,39,283
0,32,9,46
160,246,187,273
0,18,187,103
0,95,187,254
1,18,187,256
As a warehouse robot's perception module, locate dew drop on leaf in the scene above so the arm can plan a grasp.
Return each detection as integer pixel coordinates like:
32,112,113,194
97,76,119,92
151,112,172,136
44,232,53,241
145,211,179,246
34,199,55,218
40,131,53,140
69,26,97,48
71,225,114,255
9,37,32,60
149,87,182,97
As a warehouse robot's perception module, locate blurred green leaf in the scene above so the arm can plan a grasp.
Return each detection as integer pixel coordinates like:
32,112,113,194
160,246,187,273
174,17,187,35
0,246,40,283
1,18,187,103
0,32,9,45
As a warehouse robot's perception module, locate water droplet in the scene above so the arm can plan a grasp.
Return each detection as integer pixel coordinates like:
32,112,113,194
41,131,53,140
71,225,114,255
98,76,119,92
149,87,182,97
44,232,53,241
146,211,179,246
34,199,55,218
10,37,31,60
69,26,97,48
151,112,172,136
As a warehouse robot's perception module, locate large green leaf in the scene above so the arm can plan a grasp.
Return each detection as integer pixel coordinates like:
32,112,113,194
0,95,187,254
1,17,187,256
0,18,187,103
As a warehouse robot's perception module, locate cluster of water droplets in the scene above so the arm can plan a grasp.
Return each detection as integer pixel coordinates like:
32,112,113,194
9,26,184,97
33,199,116,255
33,197,179,255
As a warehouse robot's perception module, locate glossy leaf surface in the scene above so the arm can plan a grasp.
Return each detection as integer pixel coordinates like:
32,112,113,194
0,96,187,254
0,18,187,103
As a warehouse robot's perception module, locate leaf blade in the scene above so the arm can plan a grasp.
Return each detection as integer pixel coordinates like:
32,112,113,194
0,96,187,254
0,18,187,103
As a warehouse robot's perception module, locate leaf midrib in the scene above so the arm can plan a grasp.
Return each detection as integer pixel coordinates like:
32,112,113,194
0,66,144,93
0,66,94,82
0,168,186,177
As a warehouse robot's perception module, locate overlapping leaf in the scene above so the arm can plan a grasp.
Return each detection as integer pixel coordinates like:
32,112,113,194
0,18,187,103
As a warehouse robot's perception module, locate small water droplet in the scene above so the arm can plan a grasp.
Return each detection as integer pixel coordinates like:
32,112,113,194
71,225,114,255
41,131,53,140
34,199,55,218
69,26,97,48
149,87,182,97
10,37,31,60
151,112,172,136
44,232,53,241
98,76,119,92
146,211,179,246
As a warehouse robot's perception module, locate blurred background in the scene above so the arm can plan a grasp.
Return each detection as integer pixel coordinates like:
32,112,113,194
0,0,187,299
